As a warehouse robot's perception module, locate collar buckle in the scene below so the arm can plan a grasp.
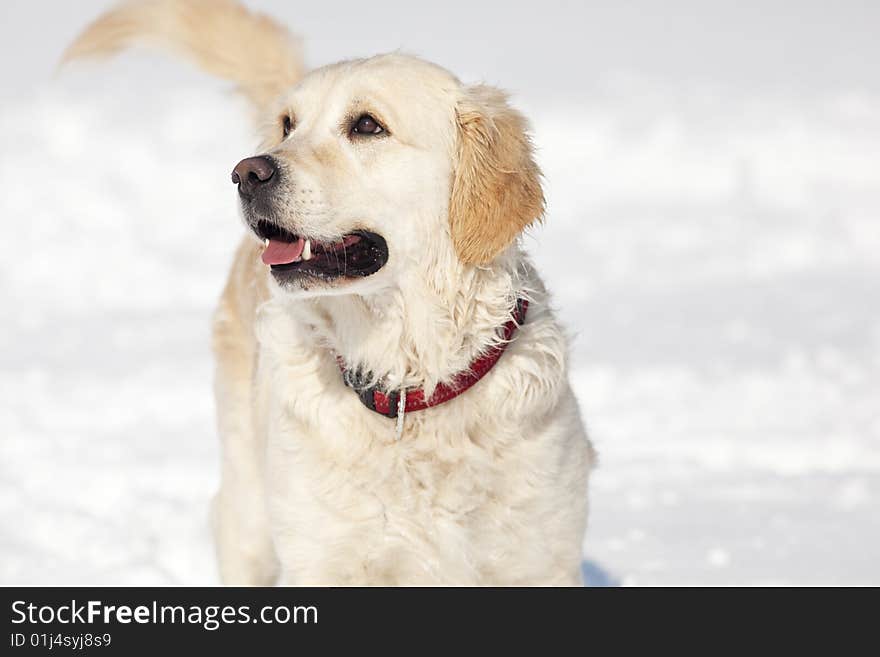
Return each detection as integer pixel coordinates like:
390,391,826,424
343,367,399,418
385,390,400,419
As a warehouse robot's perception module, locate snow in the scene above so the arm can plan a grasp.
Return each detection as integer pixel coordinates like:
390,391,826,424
1,73,878,585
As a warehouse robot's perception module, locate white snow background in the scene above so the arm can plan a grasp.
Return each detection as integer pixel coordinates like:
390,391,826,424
1,0,878,585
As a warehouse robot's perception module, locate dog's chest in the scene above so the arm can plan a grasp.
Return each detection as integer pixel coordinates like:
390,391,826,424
258,329,518,582
264,345,501,509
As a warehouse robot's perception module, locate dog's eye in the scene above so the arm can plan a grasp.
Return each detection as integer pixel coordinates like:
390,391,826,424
281,115,293,139
351,114,384,136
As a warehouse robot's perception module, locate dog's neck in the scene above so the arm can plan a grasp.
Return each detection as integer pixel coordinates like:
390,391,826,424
294,247,532,395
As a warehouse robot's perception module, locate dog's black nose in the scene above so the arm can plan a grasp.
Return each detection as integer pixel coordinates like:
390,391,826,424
232,156,277,197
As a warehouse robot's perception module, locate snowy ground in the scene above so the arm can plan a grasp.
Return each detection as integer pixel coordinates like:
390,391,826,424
1,70,878,585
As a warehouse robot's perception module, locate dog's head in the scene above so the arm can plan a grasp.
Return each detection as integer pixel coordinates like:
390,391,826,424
233,54,544,296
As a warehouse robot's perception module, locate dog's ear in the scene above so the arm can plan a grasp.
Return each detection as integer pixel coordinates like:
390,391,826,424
449,85,545,265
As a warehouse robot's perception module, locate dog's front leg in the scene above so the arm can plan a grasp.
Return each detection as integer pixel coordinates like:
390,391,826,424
211,451,278,586
210,292,279,586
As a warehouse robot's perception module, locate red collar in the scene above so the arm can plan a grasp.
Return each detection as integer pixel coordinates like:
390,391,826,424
339,298,528,418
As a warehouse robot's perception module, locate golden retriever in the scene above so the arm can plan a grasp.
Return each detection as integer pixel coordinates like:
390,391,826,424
65,0,595,585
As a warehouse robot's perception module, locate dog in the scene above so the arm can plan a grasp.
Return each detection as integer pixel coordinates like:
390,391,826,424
65,0,595,585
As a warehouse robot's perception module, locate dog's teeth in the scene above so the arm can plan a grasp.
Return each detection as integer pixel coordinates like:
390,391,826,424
263,238,269,247
303,238,312,261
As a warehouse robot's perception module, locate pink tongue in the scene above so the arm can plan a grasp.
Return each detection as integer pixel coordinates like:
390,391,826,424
262,238,305,265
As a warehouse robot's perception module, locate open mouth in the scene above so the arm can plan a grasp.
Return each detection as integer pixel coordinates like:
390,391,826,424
253,220,388,282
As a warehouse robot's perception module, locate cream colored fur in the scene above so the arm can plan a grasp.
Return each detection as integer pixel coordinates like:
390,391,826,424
66,0,595,586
